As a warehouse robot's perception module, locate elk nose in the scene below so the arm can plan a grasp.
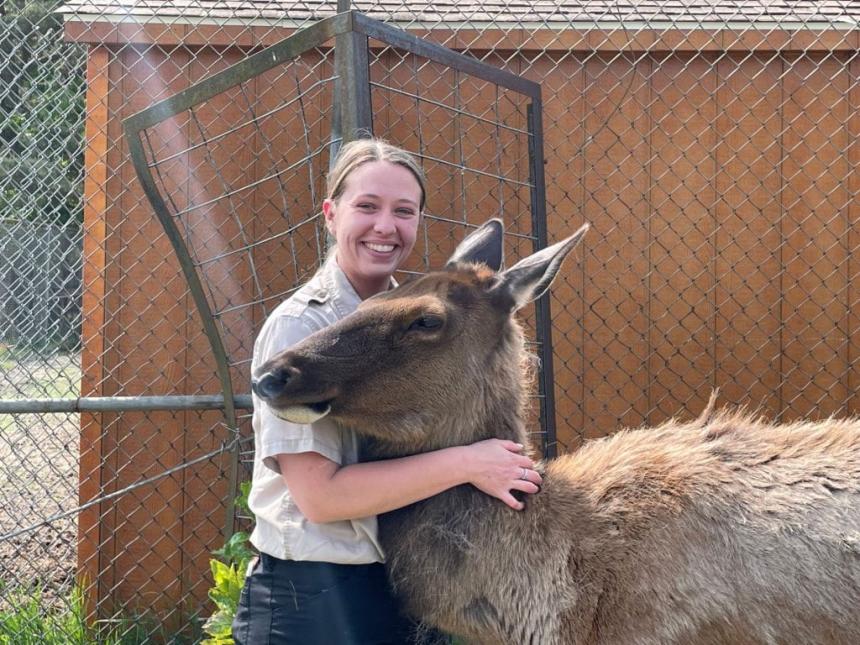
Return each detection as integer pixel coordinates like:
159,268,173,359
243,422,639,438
252,368,291,400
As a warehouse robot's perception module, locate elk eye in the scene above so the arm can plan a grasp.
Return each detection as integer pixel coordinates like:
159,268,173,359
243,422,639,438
408,315,443,332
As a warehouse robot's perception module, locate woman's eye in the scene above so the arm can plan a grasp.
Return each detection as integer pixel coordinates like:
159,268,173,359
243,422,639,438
396,208,416,218
408,315,443,332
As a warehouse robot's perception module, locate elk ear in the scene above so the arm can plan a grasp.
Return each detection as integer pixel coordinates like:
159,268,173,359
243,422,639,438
445,219,504,271
493,223,589,311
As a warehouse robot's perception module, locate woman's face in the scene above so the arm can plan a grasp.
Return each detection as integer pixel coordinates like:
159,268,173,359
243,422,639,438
323,160,422,298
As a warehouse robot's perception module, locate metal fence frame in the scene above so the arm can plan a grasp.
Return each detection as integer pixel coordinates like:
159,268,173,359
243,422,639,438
122,11,557,484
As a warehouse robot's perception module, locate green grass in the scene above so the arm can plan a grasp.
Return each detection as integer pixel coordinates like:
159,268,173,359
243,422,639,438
37,366,80,399
0,585,90,645
0,345,14,372
0,584,195,645
0,346,81,398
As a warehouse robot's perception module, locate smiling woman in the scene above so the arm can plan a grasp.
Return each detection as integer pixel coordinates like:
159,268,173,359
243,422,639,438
322,157,422,299
234,138,543,645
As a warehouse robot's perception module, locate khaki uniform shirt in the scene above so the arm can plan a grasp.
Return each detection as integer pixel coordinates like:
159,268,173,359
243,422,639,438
248,255,385,564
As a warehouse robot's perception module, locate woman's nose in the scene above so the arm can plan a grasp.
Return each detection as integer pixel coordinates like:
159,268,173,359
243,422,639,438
373,210,397,234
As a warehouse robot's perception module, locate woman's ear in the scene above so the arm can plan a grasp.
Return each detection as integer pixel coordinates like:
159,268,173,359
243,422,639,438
322,198,336,235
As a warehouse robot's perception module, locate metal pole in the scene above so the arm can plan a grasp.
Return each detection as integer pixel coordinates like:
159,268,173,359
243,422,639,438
330,6,372,245
336,11,373,146
0,394,254,414
527,99,558,459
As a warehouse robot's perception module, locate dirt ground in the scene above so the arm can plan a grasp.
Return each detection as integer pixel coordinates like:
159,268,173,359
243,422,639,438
0,352,80,607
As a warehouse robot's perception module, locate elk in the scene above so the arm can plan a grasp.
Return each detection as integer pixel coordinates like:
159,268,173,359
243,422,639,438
252,219,860,644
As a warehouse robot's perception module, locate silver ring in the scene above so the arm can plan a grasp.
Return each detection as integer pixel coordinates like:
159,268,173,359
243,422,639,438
519,467,529,481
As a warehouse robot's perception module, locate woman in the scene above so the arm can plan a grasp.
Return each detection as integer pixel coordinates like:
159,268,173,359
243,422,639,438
232,138,542,644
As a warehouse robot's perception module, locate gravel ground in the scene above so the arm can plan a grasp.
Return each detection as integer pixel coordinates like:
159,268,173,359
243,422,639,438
0,352,80,608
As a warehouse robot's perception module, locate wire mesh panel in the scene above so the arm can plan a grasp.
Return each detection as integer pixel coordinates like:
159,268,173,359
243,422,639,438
2,0,860,641
126,22,339,401
368,43,538,260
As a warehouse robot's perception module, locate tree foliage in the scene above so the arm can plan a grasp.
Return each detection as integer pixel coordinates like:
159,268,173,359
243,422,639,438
1,0,85,225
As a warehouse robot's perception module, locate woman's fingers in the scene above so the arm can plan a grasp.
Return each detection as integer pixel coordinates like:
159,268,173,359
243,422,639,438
512,465,543,487
514,453,533,466
500,479,539,510
499,492,526,511
510,479,540,495
502,466,542,509
466,438,542,509
498,439,525,453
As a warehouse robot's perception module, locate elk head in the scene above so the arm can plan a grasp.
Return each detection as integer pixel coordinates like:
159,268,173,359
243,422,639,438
252,219,588,453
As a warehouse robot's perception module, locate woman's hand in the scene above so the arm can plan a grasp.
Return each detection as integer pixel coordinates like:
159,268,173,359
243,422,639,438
463,439,542,510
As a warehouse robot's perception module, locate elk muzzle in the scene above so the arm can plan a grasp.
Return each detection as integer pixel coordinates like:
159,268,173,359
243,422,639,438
252,360,335,424
252,366,298,399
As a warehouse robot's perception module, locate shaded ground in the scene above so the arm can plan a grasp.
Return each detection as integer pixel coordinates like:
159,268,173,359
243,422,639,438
0,351,80,608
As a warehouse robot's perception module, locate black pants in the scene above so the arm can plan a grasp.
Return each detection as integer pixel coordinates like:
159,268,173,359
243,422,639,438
231,553,419,644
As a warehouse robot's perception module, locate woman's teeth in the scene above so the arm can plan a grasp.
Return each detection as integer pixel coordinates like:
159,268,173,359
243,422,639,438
365,242,395,253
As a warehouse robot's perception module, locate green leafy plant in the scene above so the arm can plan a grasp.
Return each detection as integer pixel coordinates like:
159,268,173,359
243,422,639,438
202,482,255,645
201,553,247,644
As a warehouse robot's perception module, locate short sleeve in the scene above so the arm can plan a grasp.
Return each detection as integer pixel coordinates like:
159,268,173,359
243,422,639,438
252,313,343,472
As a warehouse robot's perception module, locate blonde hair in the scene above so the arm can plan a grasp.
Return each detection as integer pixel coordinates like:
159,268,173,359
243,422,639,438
326,138,426,211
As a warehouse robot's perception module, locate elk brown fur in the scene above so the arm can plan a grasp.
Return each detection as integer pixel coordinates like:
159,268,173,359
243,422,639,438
253,220,860,644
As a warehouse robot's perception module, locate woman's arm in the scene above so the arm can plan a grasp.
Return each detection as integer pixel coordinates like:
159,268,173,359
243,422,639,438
276,439,541,524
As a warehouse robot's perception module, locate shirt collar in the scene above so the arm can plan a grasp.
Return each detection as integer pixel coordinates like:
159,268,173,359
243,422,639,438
319,251,399,312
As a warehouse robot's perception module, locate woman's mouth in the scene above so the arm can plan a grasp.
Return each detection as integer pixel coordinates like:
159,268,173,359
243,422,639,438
363,242,397,254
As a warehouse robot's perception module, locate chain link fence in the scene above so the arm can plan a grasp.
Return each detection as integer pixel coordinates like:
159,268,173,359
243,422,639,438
1,0,859,641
